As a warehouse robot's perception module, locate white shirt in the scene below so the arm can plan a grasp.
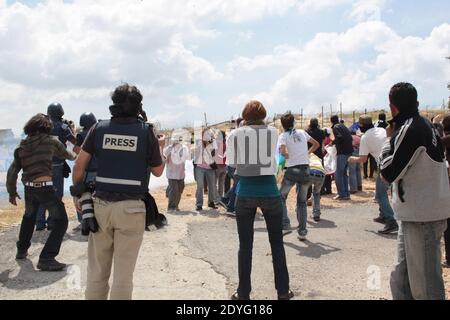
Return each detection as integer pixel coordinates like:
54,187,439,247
278,129,311,167
359,127,387,164
163,143,191,180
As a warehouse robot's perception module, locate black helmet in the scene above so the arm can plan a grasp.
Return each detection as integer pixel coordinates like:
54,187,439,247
47,103,64,118
80,112,97,129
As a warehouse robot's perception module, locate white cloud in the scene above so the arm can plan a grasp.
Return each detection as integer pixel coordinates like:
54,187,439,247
229,22,450,114
297,0,352,14
349,0,386,22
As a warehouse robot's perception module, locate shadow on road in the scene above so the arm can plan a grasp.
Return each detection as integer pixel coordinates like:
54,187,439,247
0,259,68,290
307,219,337,229
284,240,341,259
366,230,397,240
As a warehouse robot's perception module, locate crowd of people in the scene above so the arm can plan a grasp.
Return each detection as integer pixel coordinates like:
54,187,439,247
4,82,450,300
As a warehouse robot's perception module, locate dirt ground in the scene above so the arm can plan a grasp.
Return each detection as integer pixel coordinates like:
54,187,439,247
0,179,449,299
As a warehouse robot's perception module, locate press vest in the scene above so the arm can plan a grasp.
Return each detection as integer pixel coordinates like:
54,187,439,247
78,129,98,173
94,119,150,194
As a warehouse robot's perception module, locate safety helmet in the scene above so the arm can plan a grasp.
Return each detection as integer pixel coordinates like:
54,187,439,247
80,112,97,129
47,103,64,118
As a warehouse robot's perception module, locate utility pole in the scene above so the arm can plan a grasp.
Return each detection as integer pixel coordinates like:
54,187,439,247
321,106,324,128
330,104,333,117
204,113,208,127
340,103,343,121
300,108,304,128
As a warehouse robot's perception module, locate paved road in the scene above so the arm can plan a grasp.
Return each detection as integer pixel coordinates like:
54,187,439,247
0,203,396,300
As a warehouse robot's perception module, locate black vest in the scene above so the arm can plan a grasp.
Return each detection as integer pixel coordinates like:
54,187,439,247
94,119,150,194
77,130,98,173
50,118,69,165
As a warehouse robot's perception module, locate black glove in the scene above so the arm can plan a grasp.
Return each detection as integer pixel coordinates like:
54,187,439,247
81,216,99,236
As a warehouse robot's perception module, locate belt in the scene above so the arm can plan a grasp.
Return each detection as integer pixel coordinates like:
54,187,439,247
310,173,325,178
24,181,53,188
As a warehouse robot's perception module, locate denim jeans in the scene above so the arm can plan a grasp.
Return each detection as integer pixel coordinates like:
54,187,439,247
348,150,362,193
444,219,450,265
36,163,65,228
280,165,310,232
235,196,290,298
215,167,227,199
309,174,325,218
195,167,217,207
390,220,447,300
335,154,350,198
375,175,395,223
167,179,185,210
17,186,68,261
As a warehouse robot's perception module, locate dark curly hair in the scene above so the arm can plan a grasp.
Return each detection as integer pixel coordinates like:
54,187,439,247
110,83,143,117
280,112,295,131
24,113,53,136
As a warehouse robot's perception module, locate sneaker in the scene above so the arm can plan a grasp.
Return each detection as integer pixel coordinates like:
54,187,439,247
278,290,294,300
16,250,28,260
218,200,228,209
208,202,218,209
373,216,386,224
378,222,399,235
196,206,203,212
333,196,351,201
37,259,67,272
313,216,321,222
298,235,307,242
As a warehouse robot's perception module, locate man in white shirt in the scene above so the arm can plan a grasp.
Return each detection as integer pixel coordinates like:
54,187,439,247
163,136,191,212
278,112,320,239
349,116,398,234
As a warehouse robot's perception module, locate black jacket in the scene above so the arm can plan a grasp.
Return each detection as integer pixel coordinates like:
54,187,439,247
332,124,353,155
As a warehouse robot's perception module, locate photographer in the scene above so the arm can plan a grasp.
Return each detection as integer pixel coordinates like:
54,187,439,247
73,83,165,300
36,103,77,231
7,113,76,271
73,112,98,232
193,128,218,211
163,135,190,212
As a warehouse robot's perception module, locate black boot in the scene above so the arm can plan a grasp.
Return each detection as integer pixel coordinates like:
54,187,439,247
378,221,399,234
37,259,67,272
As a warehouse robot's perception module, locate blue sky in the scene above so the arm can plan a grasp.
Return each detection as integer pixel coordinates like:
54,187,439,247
0,0,449,132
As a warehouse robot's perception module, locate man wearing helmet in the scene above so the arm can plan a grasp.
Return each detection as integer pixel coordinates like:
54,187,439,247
73,112,98,232
72,83,165,300
35,103,77,231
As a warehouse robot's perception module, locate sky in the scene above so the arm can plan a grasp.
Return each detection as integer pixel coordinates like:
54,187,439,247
0,0,449,134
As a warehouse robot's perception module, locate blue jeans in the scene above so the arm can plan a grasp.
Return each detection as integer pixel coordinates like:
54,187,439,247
280,165,310,234
222,167,239,212
335,154,350,198
36,163,65,228
391,220,447,300
348,150,362,193
375,175,395,223
195,167,217,207
309,174,325,218
235,196,290,298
